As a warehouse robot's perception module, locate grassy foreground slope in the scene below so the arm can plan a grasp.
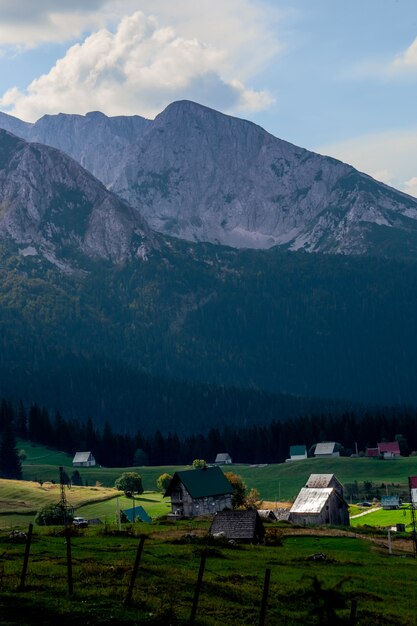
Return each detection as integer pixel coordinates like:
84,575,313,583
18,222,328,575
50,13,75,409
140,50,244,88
1,522,417,625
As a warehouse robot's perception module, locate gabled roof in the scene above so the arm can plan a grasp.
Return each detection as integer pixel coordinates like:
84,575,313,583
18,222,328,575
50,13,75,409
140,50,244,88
306,474,341,489
209,510,265,540
122,505,152,523
73,451,94,462
290,445,306,456
378,441,400,454
314,442,336,455
165,466,233,499
215,453,232,462
290,488,332,514
381,496,400,506
366,447,379,457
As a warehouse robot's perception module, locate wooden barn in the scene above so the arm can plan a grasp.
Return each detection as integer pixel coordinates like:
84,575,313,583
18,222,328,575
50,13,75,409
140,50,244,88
289,473,349,526
164,466,233,517
72,451,96,467
209,510,265,543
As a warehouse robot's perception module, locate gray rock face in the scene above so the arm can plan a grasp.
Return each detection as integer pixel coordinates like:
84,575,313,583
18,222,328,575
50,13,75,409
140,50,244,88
2,101,417,255
0,130,151,268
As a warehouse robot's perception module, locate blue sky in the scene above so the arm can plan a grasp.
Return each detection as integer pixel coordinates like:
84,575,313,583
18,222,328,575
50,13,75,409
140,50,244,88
0,0,416,194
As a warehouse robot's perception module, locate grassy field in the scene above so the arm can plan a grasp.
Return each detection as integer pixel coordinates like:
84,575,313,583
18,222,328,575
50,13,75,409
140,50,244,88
19,441,417,501
0,477,170,530
1,521,417,625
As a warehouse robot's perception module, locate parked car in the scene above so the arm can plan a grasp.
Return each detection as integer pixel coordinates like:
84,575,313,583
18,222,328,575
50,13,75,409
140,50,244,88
72,516,89,527
359,501,372,507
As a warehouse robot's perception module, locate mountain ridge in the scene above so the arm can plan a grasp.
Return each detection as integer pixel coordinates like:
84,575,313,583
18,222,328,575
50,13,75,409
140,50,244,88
1,100,417,257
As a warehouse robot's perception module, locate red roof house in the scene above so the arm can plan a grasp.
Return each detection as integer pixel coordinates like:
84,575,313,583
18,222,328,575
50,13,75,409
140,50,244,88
377,441,400,458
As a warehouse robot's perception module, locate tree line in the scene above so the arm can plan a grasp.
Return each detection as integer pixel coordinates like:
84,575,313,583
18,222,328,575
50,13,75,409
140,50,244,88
1,397,417,478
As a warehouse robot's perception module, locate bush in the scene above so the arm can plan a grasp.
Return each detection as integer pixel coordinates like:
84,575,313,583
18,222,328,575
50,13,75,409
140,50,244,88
192,459,207,469
35,504,73,526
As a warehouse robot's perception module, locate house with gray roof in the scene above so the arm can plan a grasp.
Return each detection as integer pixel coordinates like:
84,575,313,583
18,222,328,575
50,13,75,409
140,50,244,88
289,473,349,526
209,509,265,543
72,451,96,467
314,442,340,457
215,452,232,465
164,466,233,517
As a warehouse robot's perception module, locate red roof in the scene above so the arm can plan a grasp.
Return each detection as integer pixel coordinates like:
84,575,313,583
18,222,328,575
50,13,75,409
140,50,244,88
366,448,379,457
378,441,400,454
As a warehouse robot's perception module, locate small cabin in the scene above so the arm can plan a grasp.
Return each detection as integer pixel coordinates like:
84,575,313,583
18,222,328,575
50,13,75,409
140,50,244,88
289,445,307,461
215,453,232,465
381,496,400,510
72,451,96,467
314,442,339,458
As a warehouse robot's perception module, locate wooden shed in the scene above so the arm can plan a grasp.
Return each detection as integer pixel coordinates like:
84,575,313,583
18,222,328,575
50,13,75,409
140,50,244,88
209,510,265,543
164,466,233,517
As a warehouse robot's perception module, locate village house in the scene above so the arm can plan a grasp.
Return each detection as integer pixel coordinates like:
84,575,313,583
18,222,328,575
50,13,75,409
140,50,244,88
287,445,307,461
214,452,232,465
366,441,401,459
381,496,400,510
209,509,265,543
289,473,349,526
314,442,340,458
72,451,96,467
164,466,233,517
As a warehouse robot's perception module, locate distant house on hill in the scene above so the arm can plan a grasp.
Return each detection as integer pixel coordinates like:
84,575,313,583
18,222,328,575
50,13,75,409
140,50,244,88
366,442,401,459
164,466,233,517
289,473,349,526
381,496,400,510
209,509,265,543
72,451,96,467
314,442,339,458
288,445,307,461
215,452,232,465
378,442,400,459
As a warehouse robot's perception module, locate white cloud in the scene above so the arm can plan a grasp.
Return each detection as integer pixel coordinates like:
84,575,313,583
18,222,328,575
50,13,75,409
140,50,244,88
404,177,417,198
0,0,109,47
390,37,417,73
0,10,274,121
317,128,417,198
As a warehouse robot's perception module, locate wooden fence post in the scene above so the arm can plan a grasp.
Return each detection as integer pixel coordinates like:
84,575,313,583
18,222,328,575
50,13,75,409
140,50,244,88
190,551,207,625
259,568,271,626
124,535,146,606
65,527,73,595
18,523,33,592
349,599,358,625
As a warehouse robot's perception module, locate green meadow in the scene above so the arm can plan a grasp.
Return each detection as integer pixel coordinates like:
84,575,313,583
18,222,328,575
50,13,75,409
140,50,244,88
1,522,417,625
19,441,417,501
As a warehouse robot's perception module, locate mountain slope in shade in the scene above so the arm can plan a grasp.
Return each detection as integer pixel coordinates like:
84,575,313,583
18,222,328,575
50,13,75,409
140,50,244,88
2,101,417,256
0,129,152,268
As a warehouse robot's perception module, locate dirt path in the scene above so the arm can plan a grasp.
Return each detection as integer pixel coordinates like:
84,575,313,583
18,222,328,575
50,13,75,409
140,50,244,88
350,506,381,519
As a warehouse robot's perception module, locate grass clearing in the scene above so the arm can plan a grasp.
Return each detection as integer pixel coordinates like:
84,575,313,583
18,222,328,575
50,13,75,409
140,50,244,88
1,523,417,624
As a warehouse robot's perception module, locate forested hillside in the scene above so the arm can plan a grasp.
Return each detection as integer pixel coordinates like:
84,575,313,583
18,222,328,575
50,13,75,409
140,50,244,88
0,238,417,434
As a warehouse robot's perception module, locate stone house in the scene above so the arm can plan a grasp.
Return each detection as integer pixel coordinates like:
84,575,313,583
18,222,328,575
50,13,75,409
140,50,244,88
164,466,233,517
209,509,265,543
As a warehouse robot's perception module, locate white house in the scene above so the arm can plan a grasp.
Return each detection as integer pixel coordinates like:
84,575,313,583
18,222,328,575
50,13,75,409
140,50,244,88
72,451,96,467
215,452,232,465
314,442,340,458
288,445,307,461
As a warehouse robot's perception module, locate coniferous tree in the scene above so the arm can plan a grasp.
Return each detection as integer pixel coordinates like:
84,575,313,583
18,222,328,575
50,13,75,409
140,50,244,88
0,419,22,479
